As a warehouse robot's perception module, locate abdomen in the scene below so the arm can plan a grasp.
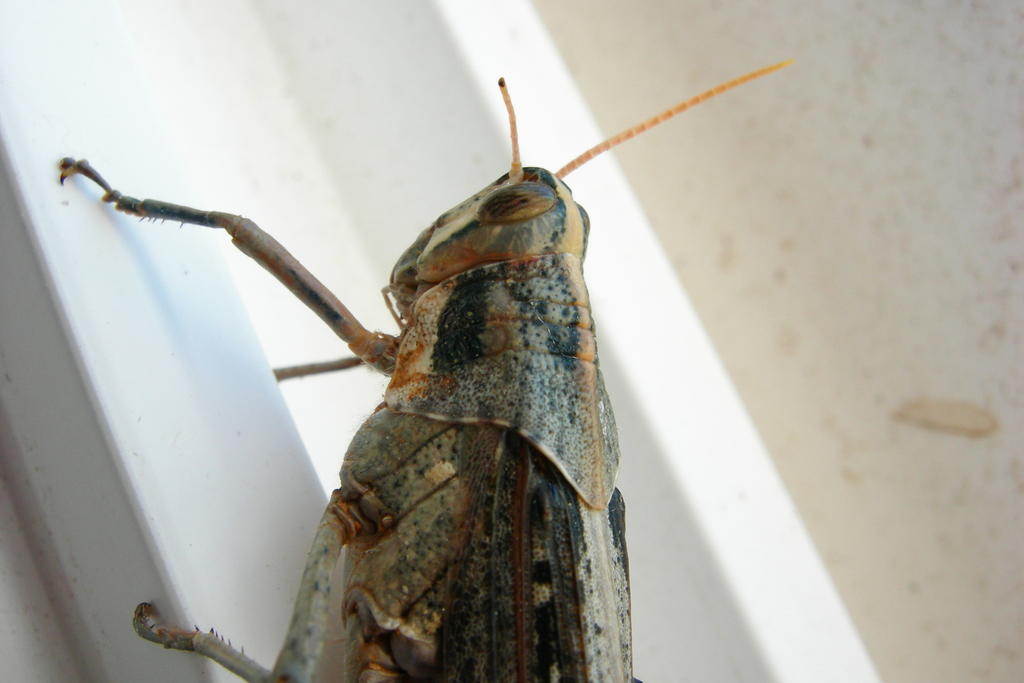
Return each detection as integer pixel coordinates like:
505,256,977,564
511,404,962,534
337,408,632,682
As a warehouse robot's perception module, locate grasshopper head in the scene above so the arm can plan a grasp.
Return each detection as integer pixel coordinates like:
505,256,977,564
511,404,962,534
387,168,589,321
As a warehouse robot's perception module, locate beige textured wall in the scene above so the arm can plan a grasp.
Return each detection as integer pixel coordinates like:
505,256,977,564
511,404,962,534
531,2,1022,682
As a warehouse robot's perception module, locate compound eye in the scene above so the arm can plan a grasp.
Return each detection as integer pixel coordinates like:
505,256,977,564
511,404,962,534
476,183,557,224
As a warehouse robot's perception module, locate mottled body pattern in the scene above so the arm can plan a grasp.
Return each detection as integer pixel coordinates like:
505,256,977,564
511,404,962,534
338,168,632,682
388,253,620,509
338,412,630,682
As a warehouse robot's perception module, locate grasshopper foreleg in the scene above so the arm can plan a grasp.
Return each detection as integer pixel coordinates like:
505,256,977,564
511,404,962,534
59,158,397,374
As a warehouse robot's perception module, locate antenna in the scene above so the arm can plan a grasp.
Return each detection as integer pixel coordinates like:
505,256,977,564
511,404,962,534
556,59,794,178
498,77,524,185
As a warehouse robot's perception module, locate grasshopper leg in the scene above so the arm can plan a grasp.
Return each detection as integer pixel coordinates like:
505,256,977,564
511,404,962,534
268,489,358,683
59,158,398,374
273,356,364,382
133,490,361,682
133,603,272,683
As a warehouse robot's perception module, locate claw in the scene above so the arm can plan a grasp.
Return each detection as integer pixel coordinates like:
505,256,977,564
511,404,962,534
132,602,200,652
132,602,163,644
57,157,118,200
58,157,79,185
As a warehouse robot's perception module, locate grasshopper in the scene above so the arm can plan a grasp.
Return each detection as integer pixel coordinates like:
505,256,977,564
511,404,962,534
59,60,790,683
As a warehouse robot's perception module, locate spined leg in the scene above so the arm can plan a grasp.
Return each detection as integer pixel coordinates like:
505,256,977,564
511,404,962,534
134,489,363,683
133,603,272,683
58,158,397,374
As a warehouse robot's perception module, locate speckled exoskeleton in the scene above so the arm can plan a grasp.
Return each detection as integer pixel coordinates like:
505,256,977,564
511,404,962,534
60,63,790,683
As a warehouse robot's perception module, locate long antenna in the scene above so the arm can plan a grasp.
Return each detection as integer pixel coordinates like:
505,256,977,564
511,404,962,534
498,77,524,185
556,59,793,178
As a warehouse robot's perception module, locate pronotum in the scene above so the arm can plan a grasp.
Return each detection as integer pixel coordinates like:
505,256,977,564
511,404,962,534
60,60,790,683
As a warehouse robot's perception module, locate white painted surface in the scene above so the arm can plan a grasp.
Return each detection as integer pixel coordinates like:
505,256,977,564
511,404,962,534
0,1,878,681
0,1,324,681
